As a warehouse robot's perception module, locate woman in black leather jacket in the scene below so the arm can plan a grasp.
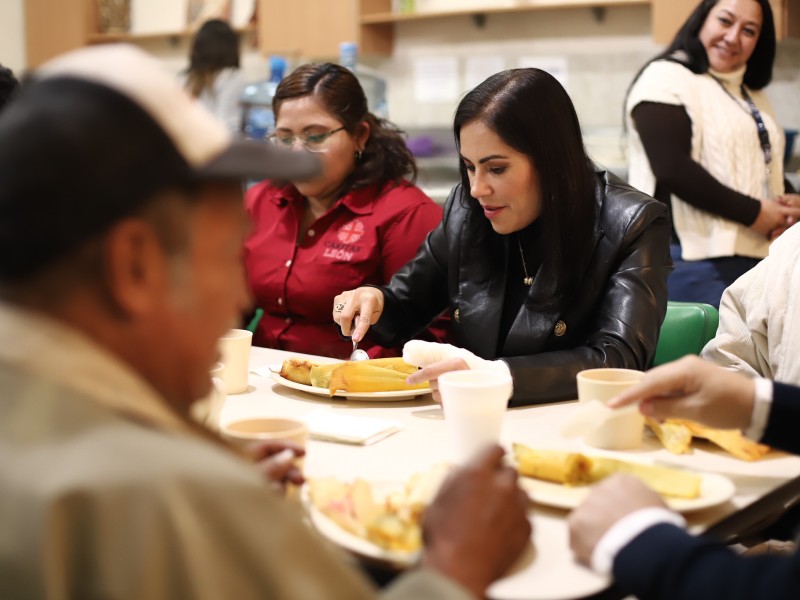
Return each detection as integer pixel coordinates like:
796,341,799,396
334,68,673,406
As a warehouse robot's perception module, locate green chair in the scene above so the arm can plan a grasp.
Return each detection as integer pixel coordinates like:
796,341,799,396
653,301,720,366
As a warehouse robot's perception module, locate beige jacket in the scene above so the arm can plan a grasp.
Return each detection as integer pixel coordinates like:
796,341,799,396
0,303,471,600
702,223,800,384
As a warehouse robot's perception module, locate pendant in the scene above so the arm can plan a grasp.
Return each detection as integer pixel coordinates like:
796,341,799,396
523,276,533,286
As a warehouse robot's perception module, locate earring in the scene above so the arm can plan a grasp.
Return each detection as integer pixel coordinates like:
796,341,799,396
355,150,363,162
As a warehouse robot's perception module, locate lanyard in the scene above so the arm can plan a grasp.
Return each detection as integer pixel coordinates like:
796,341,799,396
712,76,773,175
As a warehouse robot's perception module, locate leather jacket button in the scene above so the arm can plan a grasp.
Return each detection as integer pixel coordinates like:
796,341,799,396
454,308,460,323
554,320,567,336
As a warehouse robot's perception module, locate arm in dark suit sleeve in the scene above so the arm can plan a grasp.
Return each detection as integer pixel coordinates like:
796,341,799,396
612,523,800,600
762,382,800,455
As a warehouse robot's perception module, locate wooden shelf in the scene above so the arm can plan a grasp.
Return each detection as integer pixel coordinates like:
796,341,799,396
361,0,650,25
87,23,255,44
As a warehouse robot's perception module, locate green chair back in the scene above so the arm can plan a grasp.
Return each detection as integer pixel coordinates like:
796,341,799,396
653,301,720,367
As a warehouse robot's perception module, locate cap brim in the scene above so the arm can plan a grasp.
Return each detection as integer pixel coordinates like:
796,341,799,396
198,140,321,182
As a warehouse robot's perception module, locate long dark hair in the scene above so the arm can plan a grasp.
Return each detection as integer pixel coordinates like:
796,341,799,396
631,0,775,92
185,19,240,98
273,63,416,190
454,68,596,303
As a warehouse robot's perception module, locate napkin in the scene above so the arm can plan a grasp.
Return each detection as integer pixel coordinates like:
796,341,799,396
303,409,401,446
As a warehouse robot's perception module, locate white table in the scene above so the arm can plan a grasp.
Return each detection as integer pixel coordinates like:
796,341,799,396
221,346,800,600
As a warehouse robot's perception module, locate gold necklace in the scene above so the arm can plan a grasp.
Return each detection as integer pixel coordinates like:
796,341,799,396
517,236,534,286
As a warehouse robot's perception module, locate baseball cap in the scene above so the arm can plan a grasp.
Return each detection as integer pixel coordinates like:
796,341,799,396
0,44,319,282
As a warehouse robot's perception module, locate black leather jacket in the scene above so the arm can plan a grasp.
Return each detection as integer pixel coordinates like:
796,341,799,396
370,171,673,406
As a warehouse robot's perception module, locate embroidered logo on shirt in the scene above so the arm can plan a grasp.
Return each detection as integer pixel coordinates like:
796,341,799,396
337,219,366,244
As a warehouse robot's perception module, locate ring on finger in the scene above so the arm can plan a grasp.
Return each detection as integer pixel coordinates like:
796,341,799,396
335,302,345,313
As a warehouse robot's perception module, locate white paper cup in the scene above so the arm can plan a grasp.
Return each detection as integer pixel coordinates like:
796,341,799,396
220,417,308,449
576,368,645,450
217,329,253,394
439,369,513,465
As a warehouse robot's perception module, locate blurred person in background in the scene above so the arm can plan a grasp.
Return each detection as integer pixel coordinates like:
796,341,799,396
0,63,19,111
182,18,245,132
245,62,446,359
0,44,530,600
334,68,672,406
569,356,800,600
625,0,800,308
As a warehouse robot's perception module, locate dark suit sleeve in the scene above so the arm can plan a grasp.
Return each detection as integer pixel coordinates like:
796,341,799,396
613,523,800,600
762,382,800,455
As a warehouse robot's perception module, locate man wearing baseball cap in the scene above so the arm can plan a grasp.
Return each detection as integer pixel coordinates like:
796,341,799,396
0,45,529,599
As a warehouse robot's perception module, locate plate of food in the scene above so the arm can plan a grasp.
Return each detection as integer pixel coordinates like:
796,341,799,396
269,358,432,401
512,443,735,513
302,466,449,568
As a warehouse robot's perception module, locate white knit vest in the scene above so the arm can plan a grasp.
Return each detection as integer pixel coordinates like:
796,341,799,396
626,60,785,260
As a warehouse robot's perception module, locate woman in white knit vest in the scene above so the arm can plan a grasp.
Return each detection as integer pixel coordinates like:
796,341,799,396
626,0,800,308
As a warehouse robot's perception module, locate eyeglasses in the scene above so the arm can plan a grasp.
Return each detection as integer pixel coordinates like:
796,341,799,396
268,127,346,152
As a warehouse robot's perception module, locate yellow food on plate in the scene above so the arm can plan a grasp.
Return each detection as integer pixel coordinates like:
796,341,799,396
644,417,771,461
279,357,428,395
327,362,429,395
307,465,449,553
587,456,700,499
646,417,693,455
309,363,340,388
513,443,590,485
673,419,771,461
279,358,315,386
512,443,701,499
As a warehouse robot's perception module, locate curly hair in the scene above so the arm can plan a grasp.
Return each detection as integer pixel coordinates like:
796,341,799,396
273,63,417,192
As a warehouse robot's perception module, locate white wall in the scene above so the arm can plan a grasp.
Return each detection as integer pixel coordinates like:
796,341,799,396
0,0,26,74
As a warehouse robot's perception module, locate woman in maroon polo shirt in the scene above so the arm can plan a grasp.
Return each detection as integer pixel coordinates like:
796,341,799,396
244,63,444,359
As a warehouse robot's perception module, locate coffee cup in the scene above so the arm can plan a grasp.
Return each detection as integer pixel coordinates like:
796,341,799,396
220,417,308,451
576,368,645,450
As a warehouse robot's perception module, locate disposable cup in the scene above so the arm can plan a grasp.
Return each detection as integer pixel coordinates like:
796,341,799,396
576,368,645,450
439,369,513,464
217,329,253,394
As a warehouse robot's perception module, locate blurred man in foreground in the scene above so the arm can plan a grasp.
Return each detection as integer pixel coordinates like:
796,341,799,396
0,44,530,600
569,356,800,600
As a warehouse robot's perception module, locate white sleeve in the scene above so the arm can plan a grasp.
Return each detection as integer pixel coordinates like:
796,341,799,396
744,377,773,441
402,340,511,375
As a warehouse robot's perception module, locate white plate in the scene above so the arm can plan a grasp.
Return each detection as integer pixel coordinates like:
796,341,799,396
519,471,735,513
301,482,420,569
268,368,433,401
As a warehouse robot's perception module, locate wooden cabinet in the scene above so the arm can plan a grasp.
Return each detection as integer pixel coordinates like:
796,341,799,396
25,0,97,67
25,0,255,68
653,0,800,45
257,0,391,59
257,0,647,59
